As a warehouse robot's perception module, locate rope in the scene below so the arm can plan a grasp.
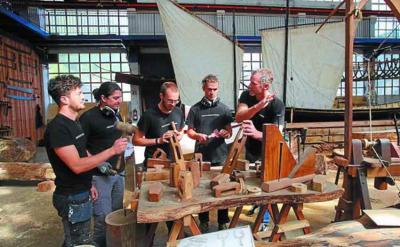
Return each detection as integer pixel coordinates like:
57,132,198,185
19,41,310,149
371,146,400,198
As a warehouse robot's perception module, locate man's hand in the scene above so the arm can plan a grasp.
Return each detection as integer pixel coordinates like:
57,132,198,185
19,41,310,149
196,133,209,143
242,120,262,141
218,129,231,139
90,185,98,201
256,93,275,111
98,162,117,175
112,138,128,155
159,130,175,144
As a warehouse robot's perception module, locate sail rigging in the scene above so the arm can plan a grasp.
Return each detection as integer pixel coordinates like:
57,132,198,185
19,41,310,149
156,0,243,109
262,21,346,110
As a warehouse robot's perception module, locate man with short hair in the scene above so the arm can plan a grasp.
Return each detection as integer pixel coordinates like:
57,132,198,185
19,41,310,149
133,81,185,165
45,75,127,247
236,68,285,162
235,68,285,226
186,74,233,232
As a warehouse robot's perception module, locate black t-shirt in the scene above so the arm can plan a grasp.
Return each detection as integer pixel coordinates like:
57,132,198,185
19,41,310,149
79,106,122,173
44,114,92,195
238,90,285,161
187,100,233,164
137,106,184,160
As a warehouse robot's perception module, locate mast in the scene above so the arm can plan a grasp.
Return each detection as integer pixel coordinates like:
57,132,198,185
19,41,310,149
283,0,290,105
233,10,237,112
344,0,355,160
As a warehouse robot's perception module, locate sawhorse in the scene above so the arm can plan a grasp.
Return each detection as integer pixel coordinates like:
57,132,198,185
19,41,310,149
229,203,311,242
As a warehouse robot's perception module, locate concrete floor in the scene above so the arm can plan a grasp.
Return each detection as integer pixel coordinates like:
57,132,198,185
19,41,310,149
1,148,399,246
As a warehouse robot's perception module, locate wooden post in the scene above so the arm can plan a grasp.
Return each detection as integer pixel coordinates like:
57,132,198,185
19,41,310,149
344,0,355,161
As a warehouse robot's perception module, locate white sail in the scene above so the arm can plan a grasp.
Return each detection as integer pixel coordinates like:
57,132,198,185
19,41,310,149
262,22,346,109
156,0,243,109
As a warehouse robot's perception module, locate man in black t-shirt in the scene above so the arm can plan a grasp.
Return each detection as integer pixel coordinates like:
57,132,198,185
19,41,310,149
133,81,184,166
44,75,127,247
236,68,285,223
187,74,233,232
236,68,285,162
79,82,125,247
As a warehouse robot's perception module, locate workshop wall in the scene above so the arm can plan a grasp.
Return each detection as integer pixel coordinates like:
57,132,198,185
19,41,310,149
0,34,44,143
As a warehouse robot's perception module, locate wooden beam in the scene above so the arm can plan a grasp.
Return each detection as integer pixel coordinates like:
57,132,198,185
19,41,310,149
384,0,400,23
344,0,356,160
286,120,395,130
0,162,54,181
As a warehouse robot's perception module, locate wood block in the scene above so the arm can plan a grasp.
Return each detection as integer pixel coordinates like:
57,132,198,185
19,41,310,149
202,162,211,171
146,158,171,169
194,153,203,176
178,171,193,200
210,173,230,188
315,154,327,175
213,182,241,197
236,159,250,171
148,182,163,202
169,163,181,187
261,174,315,193
311,174,327,192
153,165,164,172
289,183,307,193
37,180,55,192
144,169,169,181
187,161,200,188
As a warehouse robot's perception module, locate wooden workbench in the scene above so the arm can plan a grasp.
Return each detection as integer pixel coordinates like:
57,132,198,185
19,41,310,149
137,171,343,244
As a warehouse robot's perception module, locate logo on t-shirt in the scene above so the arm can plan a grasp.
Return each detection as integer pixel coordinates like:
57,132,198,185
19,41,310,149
75,133,85,139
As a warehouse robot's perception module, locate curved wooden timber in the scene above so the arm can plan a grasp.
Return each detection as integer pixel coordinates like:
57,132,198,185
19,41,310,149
137,175,343,223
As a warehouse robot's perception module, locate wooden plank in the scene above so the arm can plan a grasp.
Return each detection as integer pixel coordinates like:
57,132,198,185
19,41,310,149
384,0,400,22
261,174,315,193
277,219,310,233
222,128,247,174
364,209,400,226
262,124,296,182
0,162,55,180
136,176,344,223
286,119,394,130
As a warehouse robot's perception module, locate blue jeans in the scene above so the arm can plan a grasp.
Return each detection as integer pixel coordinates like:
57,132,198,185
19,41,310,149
53,191,93,247
92,174,124,247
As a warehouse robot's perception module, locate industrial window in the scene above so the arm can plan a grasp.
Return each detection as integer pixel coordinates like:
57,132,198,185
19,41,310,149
45,9,128,36
337,52,400,98
240,52,262,95
48,52,131,102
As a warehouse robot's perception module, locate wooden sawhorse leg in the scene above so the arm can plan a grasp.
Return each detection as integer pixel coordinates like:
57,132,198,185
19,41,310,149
167,215,201,243
252,203,311,242
229,206,243,229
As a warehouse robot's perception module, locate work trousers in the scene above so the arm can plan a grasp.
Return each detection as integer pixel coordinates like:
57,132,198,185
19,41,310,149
92,174,124,247
53,191,93,247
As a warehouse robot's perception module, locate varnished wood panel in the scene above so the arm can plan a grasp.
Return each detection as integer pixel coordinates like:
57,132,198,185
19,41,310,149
262,124,296,182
